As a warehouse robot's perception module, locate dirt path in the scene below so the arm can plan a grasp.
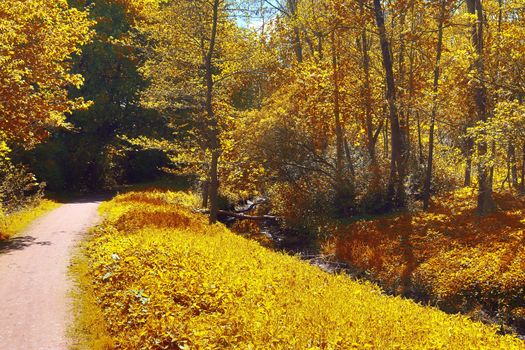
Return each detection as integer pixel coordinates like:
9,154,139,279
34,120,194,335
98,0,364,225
0,200,102,350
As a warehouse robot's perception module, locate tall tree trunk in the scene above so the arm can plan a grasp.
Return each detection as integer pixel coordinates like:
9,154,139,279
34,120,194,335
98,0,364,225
201,180,209,208
466,0,495,215
423,0,446,210
384,108,389,158
397,10,410,163
332,30,352,213
286,0,303,63
374,0,407,208
293,27,303,63
405,0,417,159
359,6,381,192
464,157,472,186
521,142,525,193
464,136,473,186
417,113,424,164
331,30,344,187
205,0,220,224
344,136,356,178
361,20,375,162
509,143,518,188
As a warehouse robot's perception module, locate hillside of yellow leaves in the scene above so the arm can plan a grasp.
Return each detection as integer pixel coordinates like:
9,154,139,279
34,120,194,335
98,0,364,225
73,190,523,349
330,187,525,331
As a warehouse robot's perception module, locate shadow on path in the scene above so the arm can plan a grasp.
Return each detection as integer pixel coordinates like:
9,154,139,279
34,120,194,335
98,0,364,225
54,194,111,204
0,236,52,254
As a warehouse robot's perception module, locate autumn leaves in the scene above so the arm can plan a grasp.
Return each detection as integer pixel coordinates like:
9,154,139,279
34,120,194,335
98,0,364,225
0,0,92,147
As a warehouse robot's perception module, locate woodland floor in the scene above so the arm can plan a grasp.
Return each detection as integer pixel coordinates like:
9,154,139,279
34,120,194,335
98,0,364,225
0,199,101,350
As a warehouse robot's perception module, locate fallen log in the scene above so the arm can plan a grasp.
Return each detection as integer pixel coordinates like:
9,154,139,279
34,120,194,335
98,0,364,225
218,210,277,221
195,209,277,221
232,197,268,213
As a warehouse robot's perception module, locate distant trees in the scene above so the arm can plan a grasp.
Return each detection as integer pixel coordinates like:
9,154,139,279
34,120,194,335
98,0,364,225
18,0,169,192
465,0,495,215
423,0,448,210
228,0,525,225
372,0,407,209
0,0,92,213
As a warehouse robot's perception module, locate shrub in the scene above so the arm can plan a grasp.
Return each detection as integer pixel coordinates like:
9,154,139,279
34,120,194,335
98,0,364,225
0,162,45,214
0,199,59,240
74,190,523,349
267,178,333,234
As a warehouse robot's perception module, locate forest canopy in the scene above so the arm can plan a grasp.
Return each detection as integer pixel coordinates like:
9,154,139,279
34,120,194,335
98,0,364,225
3,0,525,222
119,0,525,225
0,0,525,223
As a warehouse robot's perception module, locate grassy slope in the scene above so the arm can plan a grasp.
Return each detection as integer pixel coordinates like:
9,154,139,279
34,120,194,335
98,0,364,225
0,200,60,240
72,190,524,349
330,187,525,329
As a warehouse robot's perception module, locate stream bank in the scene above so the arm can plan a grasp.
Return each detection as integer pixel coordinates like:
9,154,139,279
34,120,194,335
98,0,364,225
222,202,525,339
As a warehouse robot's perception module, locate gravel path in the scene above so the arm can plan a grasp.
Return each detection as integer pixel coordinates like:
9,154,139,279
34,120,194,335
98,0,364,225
0,200,101,350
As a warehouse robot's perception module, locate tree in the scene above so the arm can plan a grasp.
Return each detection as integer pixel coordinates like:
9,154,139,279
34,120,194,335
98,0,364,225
0,0,92,147
137,0,264,223
466,0,496,214
423,0,448,210
18,0,168,192
373,0,408,208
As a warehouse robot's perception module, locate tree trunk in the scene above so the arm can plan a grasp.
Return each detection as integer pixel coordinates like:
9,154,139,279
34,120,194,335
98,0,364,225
359,10,382,193
417,113,424,164
397,10,410,163
374,0,407,208
520,142,525,193
344,136,356,179
509,143,518,188
201,180,209,208
293,27,303,63
464,136,473,186
332,30,353,214
331,30,344,188
423,0,446,210
205,0,220,224
405,0,417,160
464,157,472,186
361,19,375,163
466,0,495,215
286,0,303,63
384,109,389,158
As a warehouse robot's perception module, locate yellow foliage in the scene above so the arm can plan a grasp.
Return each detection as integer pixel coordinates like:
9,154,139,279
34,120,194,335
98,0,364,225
0,0,93,146
0,199,59,240
76,190,523,349
331,188,525,326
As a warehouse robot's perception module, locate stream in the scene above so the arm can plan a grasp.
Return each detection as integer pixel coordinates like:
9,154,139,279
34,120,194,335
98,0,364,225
222,198,352,275
257,220,350,274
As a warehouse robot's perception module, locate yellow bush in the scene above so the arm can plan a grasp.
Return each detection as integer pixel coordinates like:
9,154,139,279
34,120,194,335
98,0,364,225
77,190,524,349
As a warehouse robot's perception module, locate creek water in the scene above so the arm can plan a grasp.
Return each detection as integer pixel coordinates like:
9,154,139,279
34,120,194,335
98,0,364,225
221,200,351,275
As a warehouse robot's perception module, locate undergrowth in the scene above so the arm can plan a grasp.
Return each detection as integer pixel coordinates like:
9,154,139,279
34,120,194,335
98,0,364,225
329,187,525,331
70,249,115,350
73,190,524,349
0,199,59,240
